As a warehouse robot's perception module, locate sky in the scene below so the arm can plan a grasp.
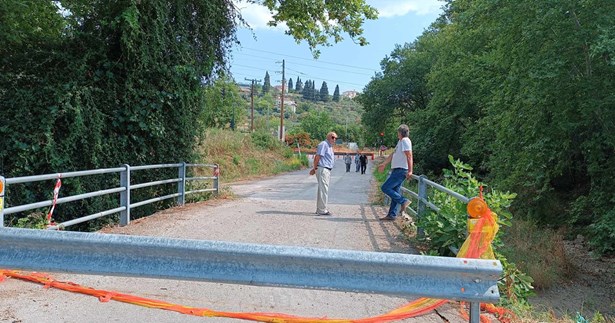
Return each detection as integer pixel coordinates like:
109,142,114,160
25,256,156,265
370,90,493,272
229,0,444,94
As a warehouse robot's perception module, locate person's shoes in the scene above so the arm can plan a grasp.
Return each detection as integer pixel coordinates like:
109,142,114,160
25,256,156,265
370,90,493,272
379,215,395,221
317,211,332,216
398,200,412,217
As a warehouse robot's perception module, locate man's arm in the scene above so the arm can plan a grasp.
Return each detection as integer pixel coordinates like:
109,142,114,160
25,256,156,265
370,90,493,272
404,150,413,178
309,155,321,175
377,152,394,172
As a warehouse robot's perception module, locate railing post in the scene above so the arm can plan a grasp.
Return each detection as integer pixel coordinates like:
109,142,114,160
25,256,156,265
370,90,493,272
469,302,480,323
178,162,186,205
214,164,220,195
119,164,130,227
0,176,5,228
417,175,428,236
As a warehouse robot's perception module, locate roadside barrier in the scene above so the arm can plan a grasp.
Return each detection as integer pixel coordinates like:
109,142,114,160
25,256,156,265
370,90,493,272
0,225,501,323
0,163,219,229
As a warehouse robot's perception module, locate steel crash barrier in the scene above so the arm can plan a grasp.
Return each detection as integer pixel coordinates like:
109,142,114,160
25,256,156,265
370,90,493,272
0,163,219,229
0,227,502,322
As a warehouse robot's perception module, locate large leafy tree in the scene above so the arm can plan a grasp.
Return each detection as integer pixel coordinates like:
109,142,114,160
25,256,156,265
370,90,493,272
359,0,615,254
1,0,378,227
259,0,377,57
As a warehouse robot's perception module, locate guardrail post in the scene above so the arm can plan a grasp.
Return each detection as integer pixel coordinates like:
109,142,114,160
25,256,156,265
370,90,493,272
0,176,5,228
178,162,186,205
469,302,480,323
119,164,130,226
417,175,428,236
214,164,220,195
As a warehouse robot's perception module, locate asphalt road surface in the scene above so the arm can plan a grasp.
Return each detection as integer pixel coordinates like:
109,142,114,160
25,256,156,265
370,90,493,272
0,158,466,323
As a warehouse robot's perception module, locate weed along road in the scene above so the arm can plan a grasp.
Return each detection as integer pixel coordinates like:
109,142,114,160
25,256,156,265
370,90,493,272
0,158,466,323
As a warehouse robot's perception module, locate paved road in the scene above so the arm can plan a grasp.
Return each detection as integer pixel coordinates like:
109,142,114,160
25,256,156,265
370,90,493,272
0,158,464,323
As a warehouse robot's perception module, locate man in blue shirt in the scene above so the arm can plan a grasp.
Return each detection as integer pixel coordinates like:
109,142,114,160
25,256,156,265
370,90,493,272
377,124,413,221
309,132,337,216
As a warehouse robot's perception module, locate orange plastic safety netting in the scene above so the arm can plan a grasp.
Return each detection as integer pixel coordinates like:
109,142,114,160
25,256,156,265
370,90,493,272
0,191,514,322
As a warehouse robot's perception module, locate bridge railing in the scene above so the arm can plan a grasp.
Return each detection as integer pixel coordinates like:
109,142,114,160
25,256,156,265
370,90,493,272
0,163,219,229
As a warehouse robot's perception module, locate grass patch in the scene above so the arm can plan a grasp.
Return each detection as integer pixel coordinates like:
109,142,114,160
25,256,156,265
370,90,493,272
499,219,573,290
194,128,305,183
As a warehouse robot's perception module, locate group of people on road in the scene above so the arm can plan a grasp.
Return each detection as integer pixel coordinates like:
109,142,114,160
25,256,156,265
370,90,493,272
309,125,413,220
343,153,368,174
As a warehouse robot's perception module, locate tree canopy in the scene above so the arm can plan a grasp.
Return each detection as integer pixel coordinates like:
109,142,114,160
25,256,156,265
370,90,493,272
359,0,615,254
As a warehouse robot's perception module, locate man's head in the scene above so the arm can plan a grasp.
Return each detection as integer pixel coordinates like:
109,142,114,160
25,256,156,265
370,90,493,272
397,124,409,138
327,132,338,143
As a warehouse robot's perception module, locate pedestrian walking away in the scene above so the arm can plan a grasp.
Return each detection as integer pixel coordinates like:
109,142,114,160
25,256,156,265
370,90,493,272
360,154,368,174
377,124,413,221
344,153,352,172
355,152,361,172
309,132,337,216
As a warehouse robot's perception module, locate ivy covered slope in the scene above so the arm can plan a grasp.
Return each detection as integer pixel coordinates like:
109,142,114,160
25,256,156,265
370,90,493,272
0,0,377,227
359,0,615,254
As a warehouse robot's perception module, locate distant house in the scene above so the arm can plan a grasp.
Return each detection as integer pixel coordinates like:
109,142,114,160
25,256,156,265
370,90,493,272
238,86,252,96
275,98,296,113
342,90,359,99
273,85,286,93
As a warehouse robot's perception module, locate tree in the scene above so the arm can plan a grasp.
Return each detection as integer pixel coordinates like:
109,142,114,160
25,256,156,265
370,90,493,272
295,77,303,92
288,78,294,93
262,71,271,94
319,81,330,101
258,0,378,57
298,110,334,140
332,85,340,102
302,80,312,100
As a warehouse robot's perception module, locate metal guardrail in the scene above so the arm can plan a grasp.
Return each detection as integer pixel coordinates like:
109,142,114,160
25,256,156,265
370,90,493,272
0,163,219,229
0,227,502,303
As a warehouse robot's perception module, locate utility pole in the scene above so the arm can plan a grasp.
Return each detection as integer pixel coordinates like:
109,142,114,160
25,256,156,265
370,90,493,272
279,59,285,141
244,78,261,132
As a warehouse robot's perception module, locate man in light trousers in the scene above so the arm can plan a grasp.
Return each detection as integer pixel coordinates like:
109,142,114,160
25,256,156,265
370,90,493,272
309,132,337,216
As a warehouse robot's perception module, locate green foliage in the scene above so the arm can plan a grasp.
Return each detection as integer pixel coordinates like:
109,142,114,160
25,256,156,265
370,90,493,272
359,0,615,255
297,110,335,140
417,156,516,255
497,253,535,305
262,71,271,94
14,212,48,229
416,157,534,303
319,81,330,101
332,85,340,102
251,130,282,150
260,0,377,58
0,0,238,228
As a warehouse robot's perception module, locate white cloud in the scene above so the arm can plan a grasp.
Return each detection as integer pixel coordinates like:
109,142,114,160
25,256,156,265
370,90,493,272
368,0,443,18
234,2,286,31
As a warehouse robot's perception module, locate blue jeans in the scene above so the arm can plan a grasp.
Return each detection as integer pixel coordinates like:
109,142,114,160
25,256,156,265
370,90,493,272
381,168,409,217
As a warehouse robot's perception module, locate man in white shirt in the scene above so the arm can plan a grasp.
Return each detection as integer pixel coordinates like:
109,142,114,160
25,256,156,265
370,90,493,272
309,132,337,215
377,124,413,221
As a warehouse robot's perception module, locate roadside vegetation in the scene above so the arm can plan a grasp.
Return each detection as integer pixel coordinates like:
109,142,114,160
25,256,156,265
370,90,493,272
371,156,611,322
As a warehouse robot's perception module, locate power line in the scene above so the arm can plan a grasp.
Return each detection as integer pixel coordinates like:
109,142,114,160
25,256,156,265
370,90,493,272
233,64,366,88
233,52,374,76
237,46,377,72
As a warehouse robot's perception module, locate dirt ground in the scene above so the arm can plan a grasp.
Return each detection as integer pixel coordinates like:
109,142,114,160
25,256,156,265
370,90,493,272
528,235,615,321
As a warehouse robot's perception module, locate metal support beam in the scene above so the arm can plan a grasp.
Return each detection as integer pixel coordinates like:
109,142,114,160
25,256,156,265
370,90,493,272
0,227,501,303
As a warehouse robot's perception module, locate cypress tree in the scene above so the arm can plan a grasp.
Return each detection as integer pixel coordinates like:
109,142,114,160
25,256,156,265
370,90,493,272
288,78,294,93
262,71,271,94
319,81,330,101
333,85,340,102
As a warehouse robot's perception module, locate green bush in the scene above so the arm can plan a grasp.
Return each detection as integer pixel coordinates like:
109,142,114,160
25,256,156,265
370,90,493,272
416,156,533,304
251,130,281,150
